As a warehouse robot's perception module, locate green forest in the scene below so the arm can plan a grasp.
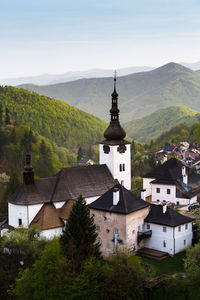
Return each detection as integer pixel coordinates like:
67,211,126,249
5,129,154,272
0,86,107,148
124,105,200,143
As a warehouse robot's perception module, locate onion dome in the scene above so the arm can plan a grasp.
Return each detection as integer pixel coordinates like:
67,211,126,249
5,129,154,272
104,72,126,141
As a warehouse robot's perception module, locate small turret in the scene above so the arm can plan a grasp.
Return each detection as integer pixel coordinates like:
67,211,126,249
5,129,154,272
104,72,126,141
23,152,34,185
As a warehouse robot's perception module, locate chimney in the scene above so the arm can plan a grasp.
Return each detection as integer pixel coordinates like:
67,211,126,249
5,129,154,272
182,166,188,185
162,200,167,213
23,152,34,185
113,188,120,205
141,189,146,201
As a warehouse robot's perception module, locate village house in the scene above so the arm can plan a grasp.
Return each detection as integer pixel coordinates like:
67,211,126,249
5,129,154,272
143,158,200,206
0,76,195,256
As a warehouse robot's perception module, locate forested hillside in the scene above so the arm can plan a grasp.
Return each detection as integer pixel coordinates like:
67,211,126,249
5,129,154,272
0,86,107,148
19,63,200,122
124,105,200,143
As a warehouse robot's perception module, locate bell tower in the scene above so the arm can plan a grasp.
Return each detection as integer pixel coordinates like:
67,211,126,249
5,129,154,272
99,73,131,190
23,152,34,185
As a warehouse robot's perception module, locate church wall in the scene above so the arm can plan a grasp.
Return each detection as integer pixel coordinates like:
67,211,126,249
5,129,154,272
53,201,66,209
99,144,131,190
28,204,43,224
9,203,28,227
8,203,43,228
85,196,100,205
126,207,150,252
41,227,63,239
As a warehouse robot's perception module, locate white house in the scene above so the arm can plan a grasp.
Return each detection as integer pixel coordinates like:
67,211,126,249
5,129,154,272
144,203,194,255
143,158,200,206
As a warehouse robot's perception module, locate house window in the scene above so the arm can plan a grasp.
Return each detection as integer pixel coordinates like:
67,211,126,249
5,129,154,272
163,226,167,232
167,189,171,194
114,228,118,234
104,216,107,221
185,224,188,230
177,201,180,206
156,188,160,193
96,225,100,231
106,229,110,233
147,224,150,230
178,226,181,232
184,240,186,246
123,164,125,171
163,240,166,248
18,219,22,226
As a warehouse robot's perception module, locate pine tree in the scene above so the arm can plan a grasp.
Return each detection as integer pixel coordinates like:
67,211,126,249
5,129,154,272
77,146,83,163
60,195,101,272
5,107,11,125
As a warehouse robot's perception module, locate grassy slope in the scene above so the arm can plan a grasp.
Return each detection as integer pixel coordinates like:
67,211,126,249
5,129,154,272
0,86,107,148
123,105,200,143
18,63,200,122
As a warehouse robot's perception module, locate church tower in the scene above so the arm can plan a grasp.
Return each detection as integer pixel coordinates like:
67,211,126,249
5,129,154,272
23,152,34,185
99,73,131,190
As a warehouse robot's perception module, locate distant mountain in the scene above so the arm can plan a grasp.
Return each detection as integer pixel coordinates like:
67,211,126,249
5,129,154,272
181,61,200,70
0,86,107,148
18,63,200,123
123,105,200,143
0,66,153,86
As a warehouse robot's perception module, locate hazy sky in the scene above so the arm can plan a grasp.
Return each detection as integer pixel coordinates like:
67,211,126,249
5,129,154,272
1,0,200,78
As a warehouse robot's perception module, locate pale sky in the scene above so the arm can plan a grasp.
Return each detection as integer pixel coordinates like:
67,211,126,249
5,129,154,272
1,0,200,78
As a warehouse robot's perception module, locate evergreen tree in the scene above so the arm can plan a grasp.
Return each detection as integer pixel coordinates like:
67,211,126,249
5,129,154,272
77,146,83,163
60,195,101,272
4,170,20,200
5,107,11,125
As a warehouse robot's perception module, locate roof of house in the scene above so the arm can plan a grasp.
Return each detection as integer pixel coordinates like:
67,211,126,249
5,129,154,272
8,164,116,205
145,204,194,227
144,158,200,192
58,199,75,220
88,184,150,214
30,203,65,230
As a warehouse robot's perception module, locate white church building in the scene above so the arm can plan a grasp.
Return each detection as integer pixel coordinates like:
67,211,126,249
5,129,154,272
1,76,195,256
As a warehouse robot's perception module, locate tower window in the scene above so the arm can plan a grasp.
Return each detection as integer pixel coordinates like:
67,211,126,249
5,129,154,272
123,164,125,171
119,164,125,172
103,145,110,154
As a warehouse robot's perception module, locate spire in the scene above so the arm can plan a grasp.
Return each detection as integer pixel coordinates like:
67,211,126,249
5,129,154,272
104,72,126,141
23,152,34,185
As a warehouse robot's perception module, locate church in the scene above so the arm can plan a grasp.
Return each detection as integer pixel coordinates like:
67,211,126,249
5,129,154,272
1,76,194,256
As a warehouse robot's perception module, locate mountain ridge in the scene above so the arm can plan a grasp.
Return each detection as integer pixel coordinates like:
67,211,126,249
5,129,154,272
124,105,200,143
18,62,200,122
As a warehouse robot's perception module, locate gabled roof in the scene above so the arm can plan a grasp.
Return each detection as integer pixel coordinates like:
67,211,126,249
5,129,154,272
88,184,150,215
144,158,186,180
9,177,57,205
52,165,116,202
145,204,194,227
58,199,75,220
8,164,116,205
30,203,64,230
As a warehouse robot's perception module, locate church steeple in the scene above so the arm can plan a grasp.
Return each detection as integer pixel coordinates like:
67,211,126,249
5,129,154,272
104,72,126,141
23,152,34,185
